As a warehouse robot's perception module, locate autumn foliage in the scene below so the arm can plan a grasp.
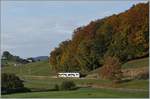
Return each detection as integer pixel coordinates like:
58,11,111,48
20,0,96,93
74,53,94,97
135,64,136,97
49,3,149,73
99,56,122,82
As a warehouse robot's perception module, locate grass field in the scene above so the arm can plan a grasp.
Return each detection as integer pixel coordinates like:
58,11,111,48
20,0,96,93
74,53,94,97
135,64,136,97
1,60,53,76
2,87,149,98
117,80,149,90
2,75,148,98
2,57,149,77
20,76,111,91
1,57,149,98
20,76,149,91
122,57,149,69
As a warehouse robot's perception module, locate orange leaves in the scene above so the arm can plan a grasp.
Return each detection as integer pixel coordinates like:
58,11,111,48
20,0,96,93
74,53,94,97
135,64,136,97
100,56,122,81
49,2,149,72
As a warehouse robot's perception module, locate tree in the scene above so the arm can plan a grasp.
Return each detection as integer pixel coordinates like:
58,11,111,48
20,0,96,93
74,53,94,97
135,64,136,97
2,51,13,60
76,39,104,72
99,56,122,83
1,73,30,94
49,2,149,73
1,51,27,64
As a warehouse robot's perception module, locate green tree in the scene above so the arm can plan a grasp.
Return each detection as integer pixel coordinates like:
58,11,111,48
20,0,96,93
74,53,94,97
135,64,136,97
1,73,30,94
2,51,13,60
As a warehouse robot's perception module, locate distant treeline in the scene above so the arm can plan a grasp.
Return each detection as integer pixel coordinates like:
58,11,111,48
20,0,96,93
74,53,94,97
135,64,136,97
49,3,149,73
1,51,49,66
1,51,29,64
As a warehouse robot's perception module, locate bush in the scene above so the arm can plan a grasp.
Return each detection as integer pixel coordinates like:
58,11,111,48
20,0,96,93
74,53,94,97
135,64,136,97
79,72,87,78
60,80,76,90
53,84,59,91
1,73,30,94
99,56,122,83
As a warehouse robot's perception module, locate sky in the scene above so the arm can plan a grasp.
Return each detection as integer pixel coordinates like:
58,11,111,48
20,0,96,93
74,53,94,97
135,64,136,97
1,0,148,58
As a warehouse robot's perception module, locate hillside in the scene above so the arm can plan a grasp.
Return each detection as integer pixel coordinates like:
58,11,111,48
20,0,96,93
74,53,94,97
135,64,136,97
33,56,48,61
87,57,149,78
2,57,148,78
2,57,149,98
122,57,149,69
49,3,149,73
1,51,29,66
1,60,53,76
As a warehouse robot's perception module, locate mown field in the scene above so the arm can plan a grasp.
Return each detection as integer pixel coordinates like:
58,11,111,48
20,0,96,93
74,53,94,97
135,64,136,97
2,75,149,98
1,57,149,98
1,60,53,76
2,87,148,98
20,76,149,91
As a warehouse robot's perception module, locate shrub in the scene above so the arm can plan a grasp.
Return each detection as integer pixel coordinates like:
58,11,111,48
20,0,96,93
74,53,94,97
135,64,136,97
60,80,76,90
53,84,59,91
80,72,87,78
99,56,122,83
1,73,30,94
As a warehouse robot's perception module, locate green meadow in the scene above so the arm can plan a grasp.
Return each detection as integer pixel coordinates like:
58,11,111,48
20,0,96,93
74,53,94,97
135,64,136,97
1,57,149,98
2,87,148,98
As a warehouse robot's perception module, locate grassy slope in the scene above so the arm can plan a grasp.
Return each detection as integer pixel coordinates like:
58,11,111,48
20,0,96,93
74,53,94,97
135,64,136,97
89,57,149,75
1,61,18,67
122,57,149,69
2,57,149,77
22,76,149,91
1,57,149,98
117,80,149,90
1,60,53,76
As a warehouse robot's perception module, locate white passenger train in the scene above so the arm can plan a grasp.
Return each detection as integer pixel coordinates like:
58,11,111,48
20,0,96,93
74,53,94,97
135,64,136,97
58,72,80,78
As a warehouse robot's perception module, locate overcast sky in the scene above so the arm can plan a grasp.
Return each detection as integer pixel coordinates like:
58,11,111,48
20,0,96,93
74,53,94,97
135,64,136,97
1,1,147,58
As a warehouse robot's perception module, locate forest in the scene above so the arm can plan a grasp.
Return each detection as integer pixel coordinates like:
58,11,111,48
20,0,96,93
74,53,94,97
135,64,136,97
49,3,149,73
